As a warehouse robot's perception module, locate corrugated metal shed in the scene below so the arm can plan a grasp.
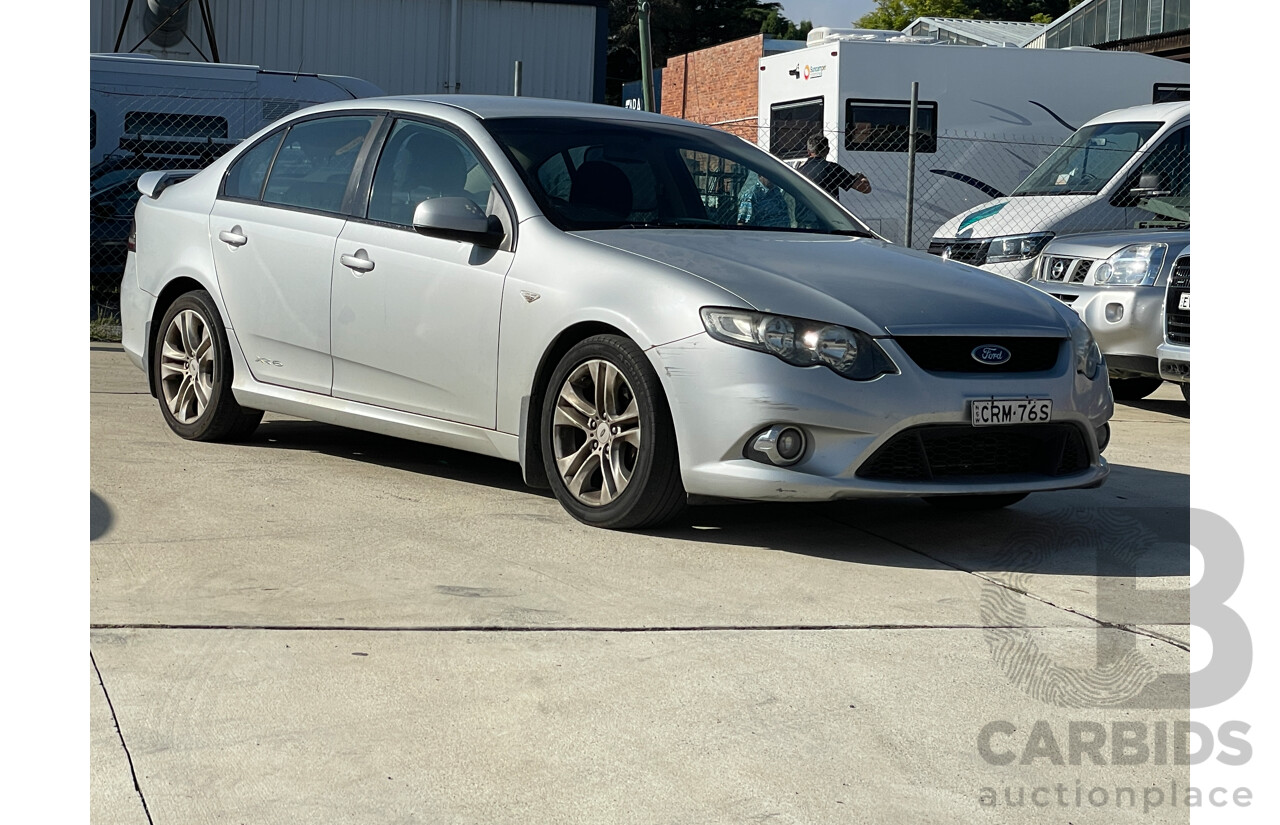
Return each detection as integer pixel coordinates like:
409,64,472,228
904,17,1046,48
90,0,608,102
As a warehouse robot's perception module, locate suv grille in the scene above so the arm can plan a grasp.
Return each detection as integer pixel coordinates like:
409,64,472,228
894,336,1063,373
1165,256,1190,345
928,239,989,266
856,424,1091,482
1037,256,1093,284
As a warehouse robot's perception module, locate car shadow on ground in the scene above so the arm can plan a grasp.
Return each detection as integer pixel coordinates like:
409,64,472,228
1117,396,1189,419
229,417,1188,580
242,418,551,497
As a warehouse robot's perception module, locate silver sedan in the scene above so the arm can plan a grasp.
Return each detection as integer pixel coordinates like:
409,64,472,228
120,96,1112,529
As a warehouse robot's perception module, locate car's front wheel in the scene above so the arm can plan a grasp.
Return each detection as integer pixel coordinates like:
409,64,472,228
541,335,686,529
153,290,263,441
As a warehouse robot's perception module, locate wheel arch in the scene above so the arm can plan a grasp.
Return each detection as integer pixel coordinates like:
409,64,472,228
145,276,219,398
520,321,632,489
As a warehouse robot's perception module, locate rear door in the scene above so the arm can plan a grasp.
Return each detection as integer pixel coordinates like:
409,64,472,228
209,114,380,395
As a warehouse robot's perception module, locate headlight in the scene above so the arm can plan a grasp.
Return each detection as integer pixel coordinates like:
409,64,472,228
1068,314,1103,380
700,307,896,380
1092,243,1167,286
985,232,1054,264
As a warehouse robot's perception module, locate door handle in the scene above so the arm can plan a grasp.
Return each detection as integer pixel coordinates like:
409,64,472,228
218,226,248,247
340,249,375,273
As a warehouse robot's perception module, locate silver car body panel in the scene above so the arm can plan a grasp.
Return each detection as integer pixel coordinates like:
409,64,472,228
1031,230,1190,378
123,95,1114,504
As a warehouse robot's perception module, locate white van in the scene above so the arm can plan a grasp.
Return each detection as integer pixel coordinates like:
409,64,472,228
927,101,1190,281
91,53,383,166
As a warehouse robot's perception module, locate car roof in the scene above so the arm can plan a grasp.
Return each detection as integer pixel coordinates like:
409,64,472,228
302,94,698,126
1084,100,1189,127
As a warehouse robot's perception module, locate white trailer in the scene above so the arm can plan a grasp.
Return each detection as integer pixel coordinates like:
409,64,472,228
757,32,1189,247
91,53,383,166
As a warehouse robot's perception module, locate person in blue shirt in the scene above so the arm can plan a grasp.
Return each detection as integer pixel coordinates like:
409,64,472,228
737,174,790,227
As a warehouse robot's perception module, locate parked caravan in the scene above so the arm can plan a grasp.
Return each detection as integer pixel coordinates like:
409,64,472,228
757,32,1189,247
929,102,1189,281
91,53,384,167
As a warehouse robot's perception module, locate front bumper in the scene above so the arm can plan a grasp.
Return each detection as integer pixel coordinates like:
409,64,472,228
1032,282,1164,378
1157,341,1190,383
649,333,1112,502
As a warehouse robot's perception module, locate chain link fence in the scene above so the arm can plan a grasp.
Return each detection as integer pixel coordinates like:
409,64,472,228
90,87,335,318
757,120,1190,251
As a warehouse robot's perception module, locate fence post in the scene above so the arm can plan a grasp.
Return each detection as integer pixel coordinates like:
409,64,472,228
904,81,919,247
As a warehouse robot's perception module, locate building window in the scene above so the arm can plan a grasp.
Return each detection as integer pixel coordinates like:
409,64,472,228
769,97,824,161
844,99,937,154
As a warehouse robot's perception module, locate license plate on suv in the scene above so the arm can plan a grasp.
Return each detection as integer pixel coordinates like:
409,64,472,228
971,398,1052,426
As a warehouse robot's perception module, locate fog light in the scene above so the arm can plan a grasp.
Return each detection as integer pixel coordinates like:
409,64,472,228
1105,303,1124,323
746,425,808,467
1096,423,1111,452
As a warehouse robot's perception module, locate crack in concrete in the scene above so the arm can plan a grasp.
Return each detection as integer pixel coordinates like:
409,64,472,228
825,516,1191,654
91,651,155,825
92,622,1072,632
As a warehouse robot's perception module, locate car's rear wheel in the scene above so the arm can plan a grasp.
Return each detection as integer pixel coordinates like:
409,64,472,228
1109,375,1164,401
154,290,263,441
541,335,685,529
923,492,1029,511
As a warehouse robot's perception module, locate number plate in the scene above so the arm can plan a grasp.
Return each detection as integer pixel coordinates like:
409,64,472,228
971,398,1052,427
1178,292,1190,310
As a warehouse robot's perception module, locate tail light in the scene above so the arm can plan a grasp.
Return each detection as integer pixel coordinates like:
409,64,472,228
127,219,136,253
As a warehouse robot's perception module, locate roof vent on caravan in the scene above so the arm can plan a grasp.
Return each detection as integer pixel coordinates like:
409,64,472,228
143,0,190,48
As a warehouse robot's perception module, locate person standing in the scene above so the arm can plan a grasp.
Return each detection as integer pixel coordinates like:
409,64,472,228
736,174,790,227
797,134,871,199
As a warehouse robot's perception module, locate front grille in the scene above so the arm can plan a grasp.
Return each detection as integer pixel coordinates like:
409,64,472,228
856,424,1092,482
894,336,1063,373
1038,256,1093,284
928,239,989,266
1165,255,1190,345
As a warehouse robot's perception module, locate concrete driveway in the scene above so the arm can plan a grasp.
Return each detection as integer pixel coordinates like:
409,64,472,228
91,343,1191,823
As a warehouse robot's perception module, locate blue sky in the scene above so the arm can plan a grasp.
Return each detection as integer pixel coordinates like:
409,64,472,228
780,0,880,28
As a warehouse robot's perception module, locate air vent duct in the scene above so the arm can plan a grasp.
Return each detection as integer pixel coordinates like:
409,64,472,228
144,0,191,48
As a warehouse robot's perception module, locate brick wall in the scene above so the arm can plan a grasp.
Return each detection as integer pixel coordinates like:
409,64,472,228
660,35,764,141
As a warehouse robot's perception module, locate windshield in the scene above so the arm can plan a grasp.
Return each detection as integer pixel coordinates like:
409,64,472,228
1013,121,1162,196
482,116,874,236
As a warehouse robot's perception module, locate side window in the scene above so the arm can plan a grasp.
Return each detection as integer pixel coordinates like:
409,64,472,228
124,111,228,139
844,98,938,154
368,120,494,226
262,116,377,213
770,97,824,160
223,131,285,201
1137,125,1190,198
1153,84,1190,104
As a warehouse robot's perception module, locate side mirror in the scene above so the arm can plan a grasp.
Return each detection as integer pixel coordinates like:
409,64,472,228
412,197,504,249
1129,172,1171,198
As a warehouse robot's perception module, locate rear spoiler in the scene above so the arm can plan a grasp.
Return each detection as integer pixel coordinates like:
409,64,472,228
137,169,200,199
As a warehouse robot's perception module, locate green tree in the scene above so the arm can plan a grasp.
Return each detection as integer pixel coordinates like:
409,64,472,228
966,1,1070,22
855,0,977,31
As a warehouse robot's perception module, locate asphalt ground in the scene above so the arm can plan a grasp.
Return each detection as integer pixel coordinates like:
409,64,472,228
90,342,1192,824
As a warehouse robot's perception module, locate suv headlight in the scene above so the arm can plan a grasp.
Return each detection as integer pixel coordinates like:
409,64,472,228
985,232,1054,264
700,307,896,380
1092,243,1168,286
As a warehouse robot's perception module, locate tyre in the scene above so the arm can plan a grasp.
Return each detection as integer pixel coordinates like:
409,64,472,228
923,492,1029,511
153,290,263,441
541,334,686,529
1109,375,1164,401
1180,383,1190,402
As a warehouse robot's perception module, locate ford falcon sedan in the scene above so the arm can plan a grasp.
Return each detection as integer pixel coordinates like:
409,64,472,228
120,96,1112,529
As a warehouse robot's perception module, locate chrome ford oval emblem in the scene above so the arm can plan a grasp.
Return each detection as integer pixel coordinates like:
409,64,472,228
972,344,1013,365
